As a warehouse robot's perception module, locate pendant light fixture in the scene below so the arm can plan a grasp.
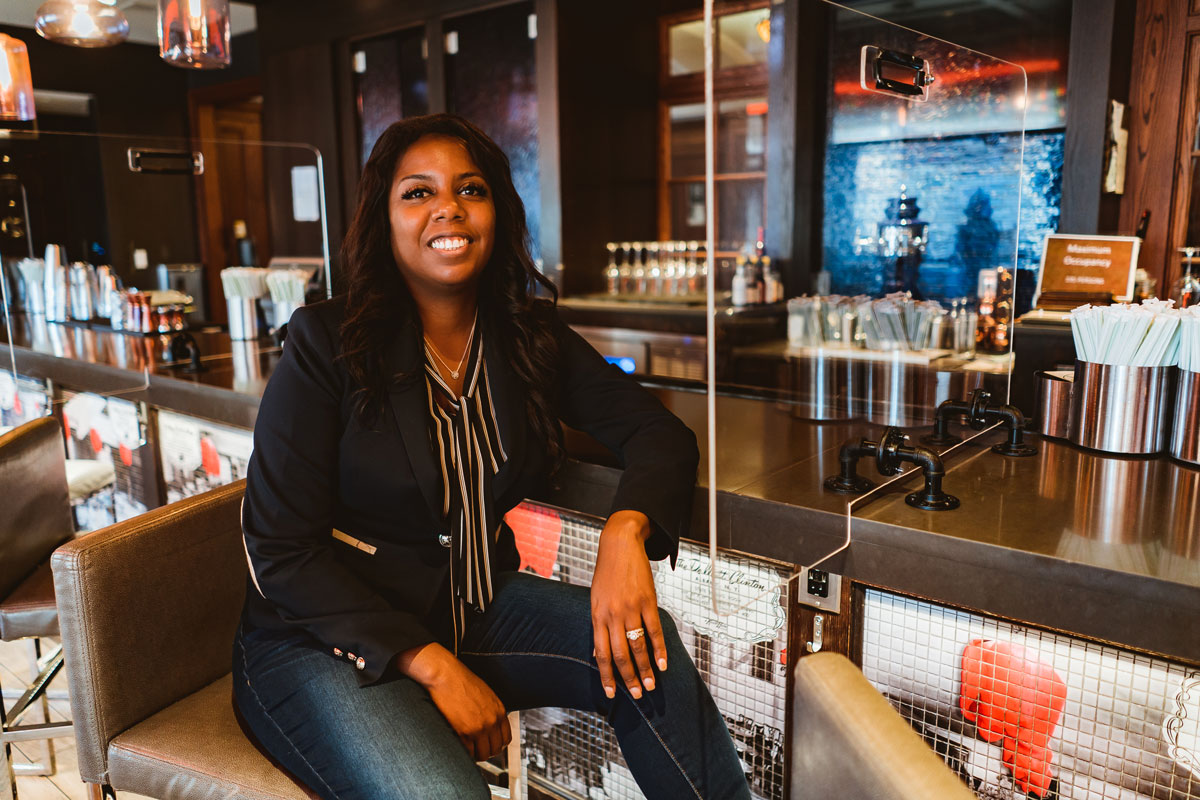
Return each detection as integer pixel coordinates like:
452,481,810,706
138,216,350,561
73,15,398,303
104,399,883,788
0,35,36,122
34,0,130,48
158,0,231,69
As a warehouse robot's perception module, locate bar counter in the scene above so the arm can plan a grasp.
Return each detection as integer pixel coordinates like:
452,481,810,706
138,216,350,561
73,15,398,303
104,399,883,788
3,316,1198,666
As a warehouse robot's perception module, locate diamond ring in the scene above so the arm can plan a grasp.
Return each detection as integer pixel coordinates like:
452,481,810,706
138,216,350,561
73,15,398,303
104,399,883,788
625,628,645,641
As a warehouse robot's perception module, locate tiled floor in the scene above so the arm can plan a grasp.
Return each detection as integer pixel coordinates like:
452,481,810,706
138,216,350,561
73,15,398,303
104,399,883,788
0,639,153,800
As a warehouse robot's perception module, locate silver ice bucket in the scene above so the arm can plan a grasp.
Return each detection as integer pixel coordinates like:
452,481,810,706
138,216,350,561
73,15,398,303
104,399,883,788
1068,361,1175,455
1170,369,1200,466
226,297,259,341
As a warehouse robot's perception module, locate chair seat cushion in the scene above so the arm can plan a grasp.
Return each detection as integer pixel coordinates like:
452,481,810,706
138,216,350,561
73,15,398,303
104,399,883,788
64,459,115,502
108,674,317,800
0,561,59,640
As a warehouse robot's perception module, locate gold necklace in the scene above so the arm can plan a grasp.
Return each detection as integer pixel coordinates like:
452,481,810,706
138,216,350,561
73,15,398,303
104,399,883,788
424,315,477,380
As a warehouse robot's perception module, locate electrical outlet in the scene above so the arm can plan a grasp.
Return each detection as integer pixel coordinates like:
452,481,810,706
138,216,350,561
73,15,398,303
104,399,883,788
797,567,841,613
807,568,829,598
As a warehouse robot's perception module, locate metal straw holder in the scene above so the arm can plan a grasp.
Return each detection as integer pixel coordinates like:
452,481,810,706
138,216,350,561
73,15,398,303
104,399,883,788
786,352,860,421
1068,361,1176,455
1034,370,1073,439
1170,368,1200,466
864,358,982,428
226,296,260,341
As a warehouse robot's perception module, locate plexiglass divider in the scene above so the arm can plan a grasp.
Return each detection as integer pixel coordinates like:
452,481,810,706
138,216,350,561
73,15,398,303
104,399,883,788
703,1,1028,617
0,128,329,477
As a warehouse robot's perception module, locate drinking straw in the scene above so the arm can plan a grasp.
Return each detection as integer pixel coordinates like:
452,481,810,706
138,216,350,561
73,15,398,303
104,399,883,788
1179,309,1200,373
266,269,308,305
1069,300,1183,367
220,267,268,299
16,258,44,286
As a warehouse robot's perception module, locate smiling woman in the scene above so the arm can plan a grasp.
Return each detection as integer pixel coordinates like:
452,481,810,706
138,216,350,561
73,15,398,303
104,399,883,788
230,113,749,800
388,135,496,315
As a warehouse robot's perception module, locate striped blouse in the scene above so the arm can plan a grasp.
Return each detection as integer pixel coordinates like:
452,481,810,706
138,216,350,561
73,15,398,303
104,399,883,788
424,324,507,647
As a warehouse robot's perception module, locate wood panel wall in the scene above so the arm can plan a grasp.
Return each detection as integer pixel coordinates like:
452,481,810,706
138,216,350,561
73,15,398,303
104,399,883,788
1118,0,1191,290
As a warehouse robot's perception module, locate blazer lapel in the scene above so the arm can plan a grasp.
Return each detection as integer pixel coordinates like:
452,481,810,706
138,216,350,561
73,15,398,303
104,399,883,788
385,322,444,527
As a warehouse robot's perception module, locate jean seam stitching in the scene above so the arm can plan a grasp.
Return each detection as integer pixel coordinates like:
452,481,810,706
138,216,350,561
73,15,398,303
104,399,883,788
458,650,705,799
238,637,340,800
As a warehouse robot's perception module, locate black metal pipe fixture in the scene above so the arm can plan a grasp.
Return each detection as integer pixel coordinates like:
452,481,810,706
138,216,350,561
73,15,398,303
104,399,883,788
923,389,1037,457
824,427,959,510
167,332,205,374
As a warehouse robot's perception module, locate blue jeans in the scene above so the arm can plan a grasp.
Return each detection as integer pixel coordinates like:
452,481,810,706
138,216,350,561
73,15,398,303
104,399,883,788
233,572,750,800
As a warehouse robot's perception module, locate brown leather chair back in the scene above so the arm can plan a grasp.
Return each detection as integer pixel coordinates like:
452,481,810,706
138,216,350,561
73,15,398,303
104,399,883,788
792,652,976,800
51,480,247,785
0,417,72,599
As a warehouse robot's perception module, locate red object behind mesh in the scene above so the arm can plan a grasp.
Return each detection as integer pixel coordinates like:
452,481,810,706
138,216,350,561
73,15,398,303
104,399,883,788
505,503,562,579
960,638,1067,797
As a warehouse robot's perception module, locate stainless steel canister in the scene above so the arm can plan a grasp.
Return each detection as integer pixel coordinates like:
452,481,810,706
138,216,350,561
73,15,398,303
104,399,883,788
68,262,95,321
43,244,67,322
94,265,119,319
227,297,259,341
1170,369,1200,466
1068,361,1176,455
864,357,982,427
271,300,302,330
786,352,859,420
1035,370,1073,439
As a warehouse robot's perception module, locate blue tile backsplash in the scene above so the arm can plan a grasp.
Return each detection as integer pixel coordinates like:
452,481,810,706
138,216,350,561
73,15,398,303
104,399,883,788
822,130,1063,312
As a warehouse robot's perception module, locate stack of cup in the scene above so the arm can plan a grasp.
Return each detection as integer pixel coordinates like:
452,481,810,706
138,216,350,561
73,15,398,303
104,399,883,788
220,268,268,340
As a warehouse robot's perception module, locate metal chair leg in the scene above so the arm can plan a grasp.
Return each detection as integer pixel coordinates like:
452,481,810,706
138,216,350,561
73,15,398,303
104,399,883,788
506,710,524,800
13,640,55,778
0,670,17,800
0,639,73,788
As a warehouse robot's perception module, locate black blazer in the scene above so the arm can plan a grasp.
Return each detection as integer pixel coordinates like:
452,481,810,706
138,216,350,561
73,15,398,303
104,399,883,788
240,298,699,685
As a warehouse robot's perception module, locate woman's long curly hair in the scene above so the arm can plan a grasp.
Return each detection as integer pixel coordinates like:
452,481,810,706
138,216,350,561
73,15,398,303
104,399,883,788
339,113,563,471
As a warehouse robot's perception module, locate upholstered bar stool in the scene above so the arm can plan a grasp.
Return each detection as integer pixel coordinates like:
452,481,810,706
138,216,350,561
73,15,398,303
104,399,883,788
0,418,77,798
792,652,976,799
51,481,520,800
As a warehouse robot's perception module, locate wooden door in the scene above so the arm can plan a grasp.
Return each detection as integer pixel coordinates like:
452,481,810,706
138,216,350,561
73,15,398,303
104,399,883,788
190,78,271,323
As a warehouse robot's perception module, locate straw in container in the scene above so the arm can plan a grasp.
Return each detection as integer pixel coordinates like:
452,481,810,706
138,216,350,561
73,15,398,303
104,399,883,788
266,269,308,306
15,258,45,313
220,267,269,299
1068,300,1182,455
1171,307,1200,465
1178,307,1200,374
221,267,268,340
266,269,309,329
1069,299,1182,367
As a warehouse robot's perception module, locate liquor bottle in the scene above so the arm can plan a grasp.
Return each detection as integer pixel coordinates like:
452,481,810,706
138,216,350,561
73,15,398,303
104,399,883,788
1134,209,1150,240
604,243,620,295
232,220,257,267
731,256,749,307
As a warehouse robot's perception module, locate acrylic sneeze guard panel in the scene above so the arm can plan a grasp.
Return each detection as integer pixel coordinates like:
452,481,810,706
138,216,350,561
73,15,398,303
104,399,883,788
0,128,329,520
702,2,1027,637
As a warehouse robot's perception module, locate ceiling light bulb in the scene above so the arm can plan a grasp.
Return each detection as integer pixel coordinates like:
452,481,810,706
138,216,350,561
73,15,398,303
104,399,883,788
0,34,35,121
159,0,231,69
35,0,129,48
69,8,98,39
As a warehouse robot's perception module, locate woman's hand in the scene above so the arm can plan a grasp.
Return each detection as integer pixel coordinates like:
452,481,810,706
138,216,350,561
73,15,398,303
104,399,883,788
590,510,668,701
397,643,511,761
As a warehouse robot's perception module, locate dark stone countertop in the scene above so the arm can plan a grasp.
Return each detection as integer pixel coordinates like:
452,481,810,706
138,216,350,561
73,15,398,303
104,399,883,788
4,313,1198,664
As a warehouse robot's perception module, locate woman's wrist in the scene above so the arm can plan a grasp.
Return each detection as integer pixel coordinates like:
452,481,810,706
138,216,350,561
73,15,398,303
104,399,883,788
604,509,652,543
396,642,456,688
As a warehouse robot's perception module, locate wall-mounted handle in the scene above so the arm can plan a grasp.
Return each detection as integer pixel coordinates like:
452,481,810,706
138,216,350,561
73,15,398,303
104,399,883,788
126,148,204,175
860,46,935,101
806,614,824,653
